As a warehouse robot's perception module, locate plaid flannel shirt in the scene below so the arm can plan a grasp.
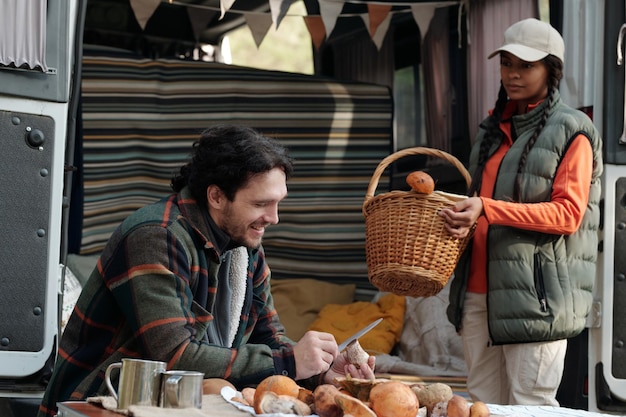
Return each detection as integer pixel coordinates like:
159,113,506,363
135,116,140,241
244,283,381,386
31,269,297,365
38,187,299,417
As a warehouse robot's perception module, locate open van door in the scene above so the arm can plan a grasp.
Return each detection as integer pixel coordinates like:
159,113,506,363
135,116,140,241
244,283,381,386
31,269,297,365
584,0,626,413
0,0,85,415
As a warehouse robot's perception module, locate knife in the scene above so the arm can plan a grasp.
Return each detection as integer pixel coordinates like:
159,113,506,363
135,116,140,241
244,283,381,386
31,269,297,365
337,318,383,352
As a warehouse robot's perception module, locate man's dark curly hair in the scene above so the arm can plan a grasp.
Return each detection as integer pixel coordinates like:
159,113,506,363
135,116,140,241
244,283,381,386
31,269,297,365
171,125,294,207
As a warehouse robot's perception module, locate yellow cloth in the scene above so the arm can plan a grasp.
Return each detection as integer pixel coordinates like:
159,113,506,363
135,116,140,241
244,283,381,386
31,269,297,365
307,293,405,355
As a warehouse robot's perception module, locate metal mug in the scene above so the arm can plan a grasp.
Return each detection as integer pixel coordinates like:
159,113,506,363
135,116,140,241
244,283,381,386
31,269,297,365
160,370,204,409
104,358,167,409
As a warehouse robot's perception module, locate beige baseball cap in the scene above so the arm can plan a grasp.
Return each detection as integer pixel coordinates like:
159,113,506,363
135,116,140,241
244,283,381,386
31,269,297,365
488,18,564,62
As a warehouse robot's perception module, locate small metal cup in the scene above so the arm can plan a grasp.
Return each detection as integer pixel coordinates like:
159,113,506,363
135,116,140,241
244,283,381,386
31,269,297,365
160,370,204,409
104,358,167,410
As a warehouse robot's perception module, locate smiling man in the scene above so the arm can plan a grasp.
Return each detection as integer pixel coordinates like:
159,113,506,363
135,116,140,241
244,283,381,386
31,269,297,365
38,125,375,417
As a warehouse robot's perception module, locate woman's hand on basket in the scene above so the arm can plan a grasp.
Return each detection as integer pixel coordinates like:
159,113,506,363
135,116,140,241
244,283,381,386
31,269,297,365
439,196,483,239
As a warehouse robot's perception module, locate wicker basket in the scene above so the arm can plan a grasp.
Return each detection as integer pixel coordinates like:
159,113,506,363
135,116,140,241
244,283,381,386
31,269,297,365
363,147,474,297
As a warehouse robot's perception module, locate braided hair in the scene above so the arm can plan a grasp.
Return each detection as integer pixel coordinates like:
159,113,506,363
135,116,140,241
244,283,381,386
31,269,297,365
467,85,508,196
467,55,563,200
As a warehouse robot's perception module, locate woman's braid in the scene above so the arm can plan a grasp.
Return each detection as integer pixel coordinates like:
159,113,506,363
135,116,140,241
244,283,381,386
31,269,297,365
468,83,508,196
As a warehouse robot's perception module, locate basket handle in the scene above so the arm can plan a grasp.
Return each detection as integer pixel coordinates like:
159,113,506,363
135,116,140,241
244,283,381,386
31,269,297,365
364,147,472,209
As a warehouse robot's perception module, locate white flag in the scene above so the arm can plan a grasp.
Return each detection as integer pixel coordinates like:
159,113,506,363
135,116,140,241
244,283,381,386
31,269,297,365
220,0,236,20
410,4,437,40
318,0,344,39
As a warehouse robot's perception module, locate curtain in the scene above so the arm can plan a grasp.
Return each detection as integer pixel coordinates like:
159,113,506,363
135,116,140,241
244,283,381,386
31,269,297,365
560,0,603,111
422,7,452,153
330,29,395,88
466,0,537,142
0,0,48,71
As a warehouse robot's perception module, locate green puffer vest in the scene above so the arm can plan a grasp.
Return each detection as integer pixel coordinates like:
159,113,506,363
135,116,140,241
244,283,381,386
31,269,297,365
447,92,603,344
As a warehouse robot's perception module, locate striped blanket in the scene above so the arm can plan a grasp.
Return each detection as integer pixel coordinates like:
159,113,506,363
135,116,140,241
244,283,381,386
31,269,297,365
77,47,393,292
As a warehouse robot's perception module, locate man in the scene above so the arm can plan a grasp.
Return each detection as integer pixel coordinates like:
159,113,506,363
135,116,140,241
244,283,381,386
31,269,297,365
38,125,374,416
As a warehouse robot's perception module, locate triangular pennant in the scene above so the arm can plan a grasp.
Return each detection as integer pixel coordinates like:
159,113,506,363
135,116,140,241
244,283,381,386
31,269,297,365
318,0,344,39
303,16,326,51
410,4,437,40
244,12,273,48
367,4,391,37
361,12,392,51
269,0,293,29
372,14,392,50
187,7,217,42
129,0,161,30
220,0,236,20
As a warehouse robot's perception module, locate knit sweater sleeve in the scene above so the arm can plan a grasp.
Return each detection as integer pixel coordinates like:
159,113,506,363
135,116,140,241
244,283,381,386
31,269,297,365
481,134,593,235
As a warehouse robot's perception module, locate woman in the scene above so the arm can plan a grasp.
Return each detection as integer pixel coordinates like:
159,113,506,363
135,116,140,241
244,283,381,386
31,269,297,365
439,18,603,405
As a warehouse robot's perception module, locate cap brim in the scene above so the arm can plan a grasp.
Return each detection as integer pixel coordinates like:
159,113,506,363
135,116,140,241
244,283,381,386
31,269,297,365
488,45,548,62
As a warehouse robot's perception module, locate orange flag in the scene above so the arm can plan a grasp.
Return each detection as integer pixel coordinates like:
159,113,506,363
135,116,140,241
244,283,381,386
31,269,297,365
304,15,326,51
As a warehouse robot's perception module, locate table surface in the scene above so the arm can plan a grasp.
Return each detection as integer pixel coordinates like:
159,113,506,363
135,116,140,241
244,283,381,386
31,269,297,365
57,402,121,417
57,395,622,417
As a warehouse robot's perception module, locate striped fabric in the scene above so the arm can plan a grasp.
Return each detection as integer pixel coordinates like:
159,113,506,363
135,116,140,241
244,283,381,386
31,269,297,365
78,47,393,292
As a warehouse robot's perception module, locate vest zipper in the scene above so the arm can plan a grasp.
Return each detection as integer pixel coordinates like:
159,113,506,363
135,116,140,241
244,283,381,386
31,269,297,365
486,225,495,346
533,253,548,312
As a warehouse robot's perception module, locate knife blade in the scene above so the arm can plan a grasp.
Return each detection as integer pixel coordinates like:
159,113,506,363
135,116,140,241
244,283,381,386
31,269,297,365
337,318,383,352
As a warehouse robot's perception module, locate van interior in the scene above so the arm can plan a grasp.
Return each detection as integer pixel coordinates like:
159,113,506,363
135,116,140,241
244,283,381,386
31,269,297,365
2,0,626,416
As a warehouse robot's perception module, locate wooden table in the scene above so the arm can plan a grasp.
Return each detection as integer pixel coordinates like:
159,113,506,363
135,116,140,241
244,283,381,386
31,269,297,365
56,402,121,417
55,395,619,417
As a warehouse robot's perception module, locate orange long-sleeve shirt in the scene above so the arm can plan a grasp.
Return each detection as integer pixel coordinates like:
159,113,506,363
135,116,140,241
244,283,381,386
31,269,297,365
467,104,594,294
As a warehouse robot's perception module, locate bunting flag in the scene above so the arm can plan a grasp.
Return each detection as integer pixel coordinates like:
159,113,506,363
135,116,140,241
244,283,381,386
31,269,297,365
367,4,391,38
372,13,392,50
220,0,236,19
318,0,344,39
129,0,161,30
187,7,217,42
127,0,450,51
410,3,437,40
244,12,274,47
269,0,294,29
360,10,392,50
303,15,326,51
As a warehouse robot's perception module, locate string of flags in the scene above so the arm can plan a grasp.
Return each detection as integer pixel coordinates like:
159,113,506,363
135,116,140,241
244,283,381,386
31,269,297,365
129,0,461,50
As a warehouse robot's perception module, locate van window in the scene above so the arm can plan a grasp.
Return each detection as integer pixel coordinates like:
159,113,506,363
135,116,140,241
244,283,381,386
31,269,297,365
394,64,426,150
